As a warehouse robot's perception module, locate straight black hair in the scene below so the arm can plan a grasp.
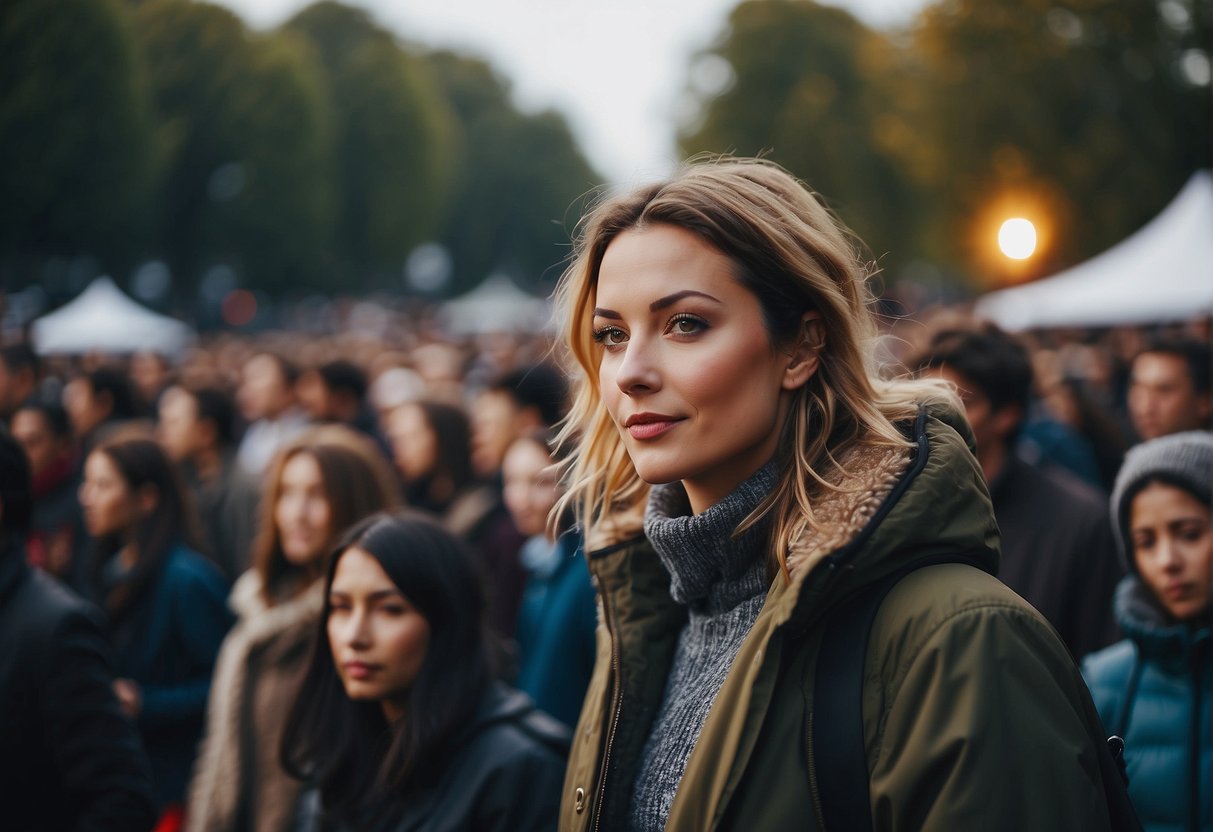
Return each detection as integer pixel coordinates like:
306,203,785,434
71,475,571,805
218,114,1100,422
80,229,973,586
280,510,497,813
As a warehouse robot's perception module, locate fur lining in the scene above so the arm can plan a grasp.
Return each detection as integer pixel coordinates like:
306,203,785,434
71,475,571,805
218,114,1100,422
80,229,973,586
784,442,912,582
185,571,323,832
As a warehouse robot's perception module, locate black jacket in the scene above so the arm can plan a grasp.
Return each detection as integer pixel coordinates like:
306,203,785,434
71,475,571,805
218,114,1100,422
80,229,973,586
309,683,569,832
0,537,157,832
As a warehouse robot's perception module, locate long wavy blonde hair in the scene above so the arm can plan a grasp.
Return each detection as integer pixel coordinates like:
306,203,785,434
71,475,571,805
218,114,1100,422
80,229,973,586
553,157,951,576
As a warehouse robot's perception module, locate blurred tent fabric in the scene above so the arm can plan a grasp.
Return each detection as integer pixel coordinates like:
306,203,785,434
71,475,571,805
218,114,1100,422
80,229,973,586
440,273,552,335
32,276,195,356
976,170,1213,330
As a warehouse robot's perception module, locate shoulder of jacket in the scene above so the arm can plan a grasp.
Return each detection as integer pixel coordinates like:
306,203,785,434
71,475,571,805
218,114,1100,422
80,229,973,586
870,563,1061,665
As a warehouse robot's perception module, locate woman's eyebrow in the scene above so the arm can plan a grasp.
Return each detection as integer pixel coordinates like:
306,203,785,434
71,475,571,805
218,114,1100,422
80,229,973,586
593,290,723,320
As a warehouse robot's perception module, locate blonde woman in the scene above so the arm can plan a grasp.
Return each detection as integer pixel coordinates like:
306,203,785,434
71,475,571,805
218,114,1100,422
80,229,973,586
553,158,1122,831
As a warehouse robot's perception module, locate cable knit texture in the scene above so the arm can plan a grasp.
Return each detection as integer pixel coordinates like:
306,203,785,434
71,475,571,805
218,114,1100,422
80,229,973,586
625,461,777,832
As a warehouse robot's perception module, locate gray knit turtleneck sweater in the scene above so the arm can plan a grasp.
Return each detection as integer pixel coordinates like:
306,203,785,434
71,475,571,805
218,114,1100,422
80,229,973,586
625,461,777,832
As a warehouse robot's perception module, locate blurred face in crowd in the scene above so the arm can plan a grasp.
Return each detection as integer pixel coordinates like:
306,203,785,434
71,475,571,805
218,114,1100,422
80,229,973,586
12,408,67,477
0,361,34,420
1128,352,1211,441
158,386,200,462
130,351,170,406
295,369,330,422
386,403,437,483
238,354,293,423
64,378,110,440
1130,481,1212,622
471,390,519,477
275,452,333,568
503,437,561,539
327,546,431,723
80,451,141,538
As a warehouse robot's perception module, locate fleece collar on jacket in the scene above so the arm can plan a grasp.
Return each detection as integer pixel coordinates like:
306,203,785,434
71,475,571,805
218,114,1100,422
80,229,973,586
1114,574,1211,665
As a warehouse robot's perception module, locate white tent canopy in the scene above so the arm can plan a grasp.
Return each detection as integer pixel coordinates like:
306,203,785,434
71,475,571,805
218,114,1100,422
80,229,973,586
32,276,195,356
975,171,1213,330
440,273,552,335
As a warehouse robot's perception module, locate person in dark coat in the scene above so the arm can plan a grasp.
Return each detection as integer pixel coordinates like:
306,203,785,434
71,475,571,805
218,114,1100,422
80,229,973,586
281,512,568,832
0,426,158,832
11,400,85,578
76,432,233,816
1082,431,1212,832
914,322,1124,658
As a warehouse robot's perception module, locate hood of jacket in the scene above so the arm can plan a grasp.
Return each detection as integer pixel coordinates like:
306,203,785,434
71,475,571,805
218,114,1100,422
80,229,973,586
1113,574,1211,666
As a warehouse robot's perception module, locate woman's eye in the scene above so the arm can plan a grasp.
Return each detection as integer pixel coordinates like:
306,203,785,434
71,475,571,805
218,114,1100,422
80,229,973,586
592,326,627,348
668,315,706,336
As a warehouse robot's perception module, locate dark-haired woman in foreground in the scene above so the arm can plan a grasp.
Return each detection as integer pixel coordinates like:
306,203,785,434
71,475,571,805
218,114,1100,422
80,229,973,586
281,512,568,832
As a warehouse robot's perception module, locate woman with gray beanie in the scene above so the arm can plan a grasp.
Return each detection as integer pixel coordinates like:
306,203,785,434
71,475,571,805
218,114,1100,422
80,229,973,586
1082,431,1212,832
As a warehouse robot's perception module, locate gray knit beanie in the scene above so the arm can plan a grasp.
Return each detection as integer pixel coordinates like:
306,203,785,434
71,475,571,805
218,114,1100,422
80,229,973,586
1110,430,1213,571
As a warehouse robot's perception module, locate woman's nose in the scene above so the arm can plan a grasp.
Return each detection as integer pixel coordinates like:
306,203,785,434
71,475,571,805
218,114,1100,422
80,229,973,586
613,339,661,395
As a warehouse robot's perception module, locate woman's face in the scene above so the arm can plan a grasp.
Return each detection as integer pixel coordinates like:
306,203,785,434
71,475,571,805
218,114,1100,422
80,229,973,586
79,452,139,537
387,404,438,483
274,452,334,568
503,439,560,539
1130,481,1212,622
593,223,804,513
327,547,431,722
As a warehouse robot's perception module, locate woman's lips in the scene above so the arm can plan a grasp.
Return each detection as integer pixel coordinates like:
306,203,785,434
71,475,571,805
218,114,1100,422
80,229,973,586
343,661,377,680
627,419,683,440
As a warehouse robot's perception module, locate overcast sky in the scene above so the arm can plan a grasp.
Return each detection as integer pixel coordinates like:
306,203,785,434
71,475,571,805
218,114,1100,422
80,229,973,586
213,0,930,184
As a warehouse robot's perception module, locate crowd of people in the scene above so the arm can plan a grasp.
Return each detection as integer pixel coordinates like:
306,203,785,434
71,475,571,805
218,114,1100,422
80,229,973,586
0,156,1209,831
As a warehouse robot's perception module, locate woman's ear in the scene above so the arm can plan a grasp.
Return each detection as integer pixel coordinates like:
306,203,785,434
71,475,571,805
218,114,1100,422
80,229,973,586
783,312,825,390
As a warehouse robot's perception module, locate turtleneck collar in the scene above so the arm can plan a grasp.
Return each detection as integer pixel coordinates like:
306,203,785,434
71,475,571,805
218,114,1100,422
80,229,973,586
644,460,777,612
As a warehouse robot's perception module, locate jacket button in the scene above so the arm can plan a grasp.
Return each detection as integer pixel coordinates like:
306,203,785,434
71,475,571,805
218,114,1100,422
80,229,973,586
575,787,586,813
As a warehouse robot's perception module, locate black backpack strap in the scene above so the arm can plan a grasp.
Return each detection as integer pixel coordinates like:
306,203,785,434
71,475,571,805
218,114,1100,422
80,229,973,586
813,561,936,832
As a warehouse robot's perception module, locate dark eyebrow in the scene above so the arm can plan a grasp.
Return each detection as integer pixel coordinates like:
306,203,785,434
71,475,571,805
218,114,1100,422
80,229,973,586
593,290,722,320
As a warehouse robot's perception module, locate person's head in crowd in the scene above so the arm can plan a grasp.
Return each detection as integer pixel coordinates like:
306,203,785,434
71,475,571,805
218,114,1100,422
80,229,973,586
11,401,74,479
913,322,1032,482
411,342,466,405
386,400,474,514
502,429,566,541
1110,431,1213,624
79,433,199,614
251,425,400,605
0,343,39,422
238,352,299,425
1127,336,1212,442
64,366,142,445
158,384,239,466
0,425,33,543
470,363,568,478
129,350,173,411
298,360,370,425
281,511,496,806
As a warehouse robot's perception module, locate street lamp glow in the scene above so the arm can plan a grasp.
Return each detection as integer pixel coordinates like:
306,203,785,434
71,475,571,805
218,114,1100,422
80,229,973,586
998,218,1037,260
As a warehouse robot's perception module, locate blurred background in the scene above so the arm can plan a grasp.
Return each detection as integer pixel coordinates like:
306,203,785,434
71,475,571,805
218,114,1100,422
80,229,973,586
0,0,1209,332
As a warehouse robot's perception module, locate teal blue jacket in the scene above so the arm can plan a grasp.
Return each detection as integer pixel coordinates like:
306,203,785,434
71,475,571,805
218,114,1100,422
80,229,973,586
1082,577,1212,832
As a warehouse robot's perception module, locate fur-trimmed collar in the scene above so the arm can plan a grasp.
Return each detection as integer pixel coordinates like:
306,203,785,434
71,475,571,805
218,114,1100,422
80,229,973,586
784,441,913,583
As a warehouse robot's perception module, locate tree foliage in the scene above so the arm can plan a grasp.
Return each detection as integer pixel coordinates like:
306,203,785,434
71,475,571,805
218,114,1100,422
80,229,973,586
0,0,153,282
426,51,601,296
286,1,457,287
680,1,920,270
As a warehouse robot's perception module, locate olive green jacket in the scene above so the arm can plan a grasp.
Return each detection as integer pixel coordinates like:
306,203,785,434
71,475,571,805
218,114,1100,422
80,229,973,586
559,406,1113,831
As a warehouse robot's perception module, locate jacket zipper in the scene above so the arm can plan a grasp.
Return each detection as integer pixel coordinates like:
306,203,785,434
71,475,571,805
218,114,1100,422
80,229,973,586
591,582,624,832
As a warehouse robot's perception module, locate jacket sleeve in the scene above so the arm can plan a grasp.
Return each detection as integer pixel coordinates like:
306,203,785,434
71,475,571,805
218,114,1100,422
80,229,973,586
41,605,158,832
867,603,1111,831
139,562,234,728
